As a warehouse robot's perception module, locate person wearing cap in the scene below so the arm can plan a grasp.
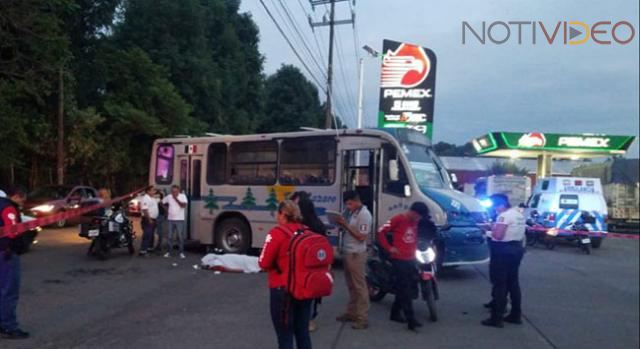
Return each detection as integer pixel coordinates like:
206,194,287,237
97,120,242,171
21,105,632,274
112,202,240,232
377,202,430,331
482,194,526,328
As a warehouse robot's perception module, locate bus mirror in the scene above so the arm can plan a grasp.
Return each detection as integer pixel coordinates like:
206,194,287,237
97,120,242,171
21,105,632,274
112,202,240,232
404,184,412,197
389,159,399,181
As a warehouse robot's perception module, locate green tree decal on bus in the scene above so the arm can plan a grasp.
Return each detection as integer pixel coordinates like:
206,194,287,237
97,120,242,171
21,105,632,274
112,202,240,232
242,187,256,208
266,188,278,216
205,189,219,213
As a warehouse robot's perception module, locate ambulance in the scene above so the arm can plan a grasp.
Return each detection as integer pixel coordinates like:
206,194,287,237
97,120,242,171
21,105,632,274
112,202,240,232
525,177,608,248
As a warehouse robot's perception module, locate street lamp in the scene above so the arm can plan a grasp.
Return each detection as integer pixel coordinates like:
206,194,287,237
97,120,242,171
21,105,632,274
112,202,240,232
357,45,380,129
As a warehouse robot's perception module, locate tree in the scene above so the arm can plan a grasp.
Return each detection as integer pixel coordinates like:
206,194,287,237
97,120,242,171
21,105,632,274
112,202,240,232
266,188,278,215
488,161,529,176
205,188,219,213
258,65,324,133
0,0,73,187
433,142,475,156
114,0,264,134
242,188,256,208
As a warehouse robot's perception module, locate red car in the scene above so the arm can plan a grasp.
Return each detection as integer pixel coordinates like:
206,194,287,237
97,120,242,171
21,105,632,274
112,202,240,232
24,185,100,228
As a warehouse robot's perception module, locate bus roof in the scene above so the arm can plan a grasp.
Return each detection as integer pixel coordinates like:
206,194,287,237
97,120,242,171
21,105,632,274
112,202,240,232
153,128,426,145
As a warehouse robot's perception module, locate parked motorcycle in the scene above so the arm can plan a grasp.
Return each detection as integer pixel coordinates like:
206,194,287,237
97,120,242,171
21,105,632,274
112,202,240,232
366,239,439,322
526,211,593,254
79,203,135,259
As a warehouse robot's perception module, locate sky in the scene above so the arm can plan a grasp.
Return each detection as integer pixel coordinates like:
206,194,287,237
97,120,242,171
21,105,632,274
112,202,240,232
240,0,640,157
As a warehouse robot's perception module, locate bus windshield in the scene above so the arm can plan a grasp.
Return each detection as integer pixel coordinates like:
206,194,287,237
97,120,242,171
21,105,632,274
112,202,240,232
401,143,449,189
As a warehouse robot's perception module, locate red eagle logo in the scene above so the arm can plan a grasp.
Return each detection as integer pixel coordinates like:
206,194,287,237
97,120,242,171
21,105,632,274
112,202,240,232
381,43,430,88
518,133,547,147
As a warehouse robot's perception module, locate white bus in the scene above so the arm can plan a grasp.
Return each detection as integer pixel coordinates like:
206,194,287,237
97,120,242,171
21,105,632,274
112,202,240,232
149,128,489,266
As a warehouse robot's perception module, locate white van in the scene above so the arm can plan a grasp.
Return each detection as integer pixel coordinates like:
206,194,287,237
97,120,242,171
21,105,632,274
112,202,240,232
526,177,608,247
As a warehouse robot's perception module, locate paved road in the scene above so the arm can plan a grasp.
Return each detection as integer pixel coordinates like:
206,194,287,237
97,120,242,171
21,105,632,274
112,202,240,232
3,224,639,349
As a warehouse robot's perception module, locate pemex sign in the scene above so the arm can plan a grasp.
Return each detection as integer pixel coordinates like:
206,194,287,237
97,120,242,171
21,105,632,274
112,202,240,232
377,39,437,139
472,132,635,156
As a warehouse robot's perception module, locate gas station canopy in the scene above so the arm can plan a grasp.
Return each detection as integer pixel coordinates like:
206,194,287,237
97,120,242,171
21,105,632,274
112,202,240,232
471,132,636,177
472,132,635,159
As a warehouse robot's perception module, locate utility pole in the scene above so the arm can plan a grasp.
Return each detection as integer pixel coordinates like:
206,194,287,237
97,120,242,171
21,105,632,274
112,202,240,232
357,45,380,129
325,0,335,129
57,68,64,185
309,0,354,129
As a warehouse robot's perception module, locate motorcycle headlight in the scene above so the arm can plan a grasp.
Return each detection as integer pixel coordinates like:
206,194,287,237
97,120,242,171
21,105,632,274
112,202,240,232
416,247,437,264
480,199,493,209
114,213,124,224
31,204,55,213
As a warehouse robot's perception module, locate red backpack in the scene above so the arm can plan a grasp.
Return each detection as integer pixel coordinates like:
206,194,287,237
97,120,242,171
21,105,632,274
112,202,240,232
280,227,334,300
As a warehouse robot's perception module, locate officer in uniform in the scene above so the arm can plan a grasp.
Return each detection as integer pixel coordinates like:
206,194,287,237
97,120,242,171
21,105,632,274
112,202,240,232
0,186,29,339
482,194,526,328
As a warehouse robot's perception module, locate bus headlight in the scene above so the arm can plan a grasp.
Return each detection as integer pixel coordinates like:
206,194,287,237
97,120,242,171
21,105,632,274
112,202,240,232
416,247,436,264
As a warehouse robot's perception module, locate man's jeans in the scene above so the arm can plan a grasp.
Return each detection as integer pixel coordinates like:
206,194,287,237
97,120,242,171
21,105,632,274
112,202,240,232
155,215,166,250
0,253,21,331
167,220,185,254
140,219,157,252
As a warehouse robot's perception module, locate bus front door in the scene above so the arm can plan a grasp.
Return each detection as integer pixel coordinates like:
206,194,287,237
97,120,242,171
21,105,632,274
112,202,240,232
341,149,381,239
177,155,203,240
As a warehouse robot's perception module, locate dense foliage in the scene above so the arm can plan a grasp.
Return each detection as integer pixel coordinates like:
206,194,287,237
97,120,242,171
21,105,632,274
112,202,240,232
0,0,327,192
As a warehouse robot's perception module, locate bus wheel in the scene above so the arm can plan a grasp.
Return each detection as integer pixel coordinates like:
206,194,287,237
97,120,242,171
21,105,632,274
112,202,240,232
216,218,251,254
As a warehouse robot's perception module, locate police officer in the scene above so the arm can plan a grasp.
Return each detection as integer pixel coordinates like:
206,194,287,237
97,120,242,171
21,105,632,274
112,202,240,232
0,186,29,339
377,202,430,331
482,194,525,328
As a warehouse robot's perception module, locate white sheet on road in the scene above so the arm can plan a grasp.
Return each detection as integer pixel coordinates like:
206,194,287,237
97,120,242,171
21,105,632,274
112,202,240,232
200,253,261,274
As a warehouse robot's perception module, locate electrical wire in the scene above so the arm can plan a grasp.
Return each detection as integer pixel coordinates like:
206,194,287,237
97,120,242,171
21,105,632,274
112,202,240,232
259,0,327,92
276,0,327,80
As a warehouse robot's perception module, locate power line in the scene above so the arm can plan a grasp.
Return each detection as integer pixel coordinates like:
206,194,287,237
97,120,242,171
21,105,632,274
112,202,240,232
335,29,358,126
259,0,327,92
276,0,327,80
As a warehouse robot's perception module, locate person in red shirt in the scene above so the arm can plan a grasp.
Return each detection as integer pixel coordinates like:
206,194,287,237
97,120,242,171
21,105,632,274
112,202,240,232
0,186,29,340
259,200,312,349
377,202,430,331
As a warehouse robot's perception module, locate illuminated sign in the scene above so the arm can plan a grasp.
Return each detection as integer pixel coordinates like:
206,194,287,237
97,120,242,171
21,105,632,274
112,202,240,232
472,132,634,155
378,39,437,139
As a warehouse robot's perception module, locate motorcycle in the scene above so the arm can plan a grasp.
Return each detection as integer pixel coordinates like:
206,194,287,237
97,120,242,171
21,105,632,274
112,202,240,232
526,211,593,254
366,239,439,322
79,203,136,259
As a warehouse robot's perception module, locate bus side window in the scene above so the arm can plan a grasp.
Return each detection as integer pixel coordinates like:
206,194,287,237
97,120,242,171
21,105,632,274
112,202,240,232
156,144,175,184
228,141,278,185
207,143,227,184
280,138,336,186
382,145,408,196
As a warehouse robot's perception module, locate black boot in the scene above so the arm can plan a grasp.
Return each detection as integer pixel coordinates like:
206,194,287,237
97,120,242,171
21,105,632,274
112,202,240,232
390,303,406,323
407,318,423,331
481,317,504,328
504,313,522,325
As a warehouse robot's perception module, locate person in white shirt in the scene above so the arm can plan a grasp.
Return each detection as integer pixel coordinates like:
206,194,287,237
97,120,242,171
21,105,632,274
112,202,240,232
482,194,526,328
162,185,188,259
140,187,159,256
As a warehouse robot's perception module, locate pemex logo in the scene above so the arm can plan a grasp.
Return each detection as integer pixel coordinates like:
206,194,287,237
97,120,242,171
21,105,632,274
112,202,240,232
381,43,431,88
518,132,547,147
